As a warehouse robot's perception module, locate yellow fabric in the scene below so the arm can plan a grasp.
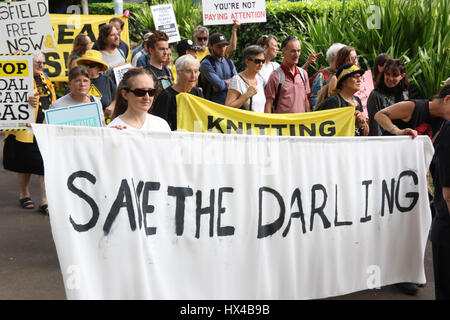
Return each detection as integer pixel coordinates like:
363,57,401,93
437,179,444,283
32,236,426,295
196,47,210,63
48,14,131,82
6,73,56,143
336,64,362,84
171,64,177,83
176,93,356,136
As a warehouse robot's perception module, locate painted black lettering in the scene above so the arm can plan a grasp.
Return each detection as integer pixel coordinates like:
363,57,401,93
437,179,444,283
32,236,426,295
381,178,395,216
282,188,306,236
258,187,285,238
395,170,419,212
67,171,99,232
142,182,160,236
195,190,215,238
207,116,224,133
103,179,136,235
168,186,193,236
310,184,331,231
217,187,235,236
360,180,372,223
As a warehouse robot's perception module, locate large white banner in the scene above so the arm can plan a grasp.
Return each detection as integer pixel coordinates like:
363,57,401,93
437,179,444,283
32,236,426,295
32,125,433,300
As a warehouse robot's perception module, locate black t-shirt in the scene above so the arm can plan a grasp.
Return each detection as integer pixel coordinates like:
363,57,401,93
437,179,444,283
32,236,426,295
152,86,203,131
145,64,174,92
391,99,445,139
430,120,450,247
90,74,117,109
316,93,363,136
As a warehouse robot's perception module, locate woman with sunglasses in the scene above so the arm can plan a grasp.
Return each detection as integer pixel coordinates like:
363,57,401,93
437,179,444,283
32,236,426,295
77,50,116,113
225,45,266,113
108,69,170,131
3,52,56,215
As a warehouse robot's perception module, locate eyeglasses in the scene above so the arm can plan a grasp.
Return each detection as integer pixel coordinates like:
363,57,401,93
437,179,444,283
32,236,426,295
85,63,99,68
34,61,45,66
127,88,157,97
351,74,362,80
181,69,199,75
248,58,265,65
196,37,208,41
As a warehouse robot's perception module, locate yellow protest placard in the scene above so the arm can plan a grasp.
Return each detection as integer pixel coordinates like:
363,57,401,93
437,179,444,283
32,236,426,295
176,93,356,136
0,60,29,77
45,14,130,82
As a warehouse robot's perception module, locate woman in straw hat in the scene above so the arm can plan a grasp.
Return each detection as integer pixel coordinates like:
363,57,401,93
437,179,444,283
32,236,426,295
316,63,370,136
77,50,116,113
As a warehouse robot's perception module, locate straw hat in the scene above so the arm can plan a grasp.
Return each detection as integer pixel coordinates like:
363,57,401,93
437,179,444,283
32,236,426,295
76,50,109,72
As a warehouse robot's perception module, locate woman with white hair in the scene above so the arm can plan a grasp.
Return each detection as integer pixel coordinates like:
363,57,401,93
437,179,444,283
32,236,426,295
152,54,203,130
309,43,346,109
3,52,56,215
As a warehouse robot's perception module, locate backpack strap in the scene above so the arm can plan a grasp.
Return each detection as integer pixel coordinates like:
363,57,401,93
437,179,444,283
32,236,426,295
238,74,253,111
272,67,285,112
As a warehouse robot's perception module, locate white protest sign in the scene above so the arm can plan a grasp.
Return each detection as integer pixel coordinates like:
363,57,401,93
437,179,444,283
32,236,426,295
45,101,103,127
150,4,180,43
355,70,375,116
113,63,132,87
0,0,56,54
202,0,267,26
33,125,433,300
0,54,34,130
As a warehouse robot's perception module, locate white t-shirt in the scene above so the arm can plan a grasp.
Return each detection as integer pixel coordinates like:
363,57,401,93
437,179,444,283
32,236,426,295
108,114,171,132
47,94,104,124
228,73,266,113
258,61,280,85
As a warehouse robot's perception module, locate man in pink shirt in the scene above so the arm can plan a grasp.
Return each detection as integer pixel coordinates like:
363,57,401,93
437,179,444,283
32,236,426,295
264,36,311,113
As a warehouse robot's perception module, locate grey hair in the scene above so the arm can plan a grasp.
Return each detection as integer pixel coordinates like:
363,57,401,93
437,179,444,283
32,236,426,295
32,52,45,61
242,45,265,62
326,43,346,64
194,26,209,36
175,54,200,73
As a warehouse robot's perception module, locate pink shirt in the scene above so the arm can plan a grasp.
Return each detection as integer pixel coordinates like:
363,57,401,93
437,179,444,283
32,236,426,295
265,63,310,113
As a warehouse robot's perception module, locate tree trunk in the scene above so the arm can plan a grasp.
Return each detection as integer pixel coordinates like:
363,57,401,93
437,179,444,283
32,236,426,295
81,0,89,15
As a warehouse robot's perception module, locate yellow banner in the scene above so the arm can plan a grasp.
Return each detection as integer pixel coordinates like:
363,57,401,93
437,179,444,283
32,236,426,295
176,93,356,136
44,14,130,82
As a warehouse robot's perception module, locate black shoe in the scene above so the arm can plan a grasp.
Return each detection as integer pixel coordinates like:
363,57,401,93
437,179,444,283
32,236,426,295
395,282,419,296
38,204,49,216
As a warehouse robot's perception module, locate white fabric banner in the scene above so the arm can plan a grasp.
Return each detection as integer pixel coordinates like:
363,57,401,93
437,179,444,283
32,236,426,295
32,124,433,300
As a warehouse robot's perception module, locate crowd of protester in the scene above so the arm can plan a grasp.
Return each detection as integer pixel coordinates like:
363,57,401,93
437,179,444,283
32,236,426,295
2,17,450,300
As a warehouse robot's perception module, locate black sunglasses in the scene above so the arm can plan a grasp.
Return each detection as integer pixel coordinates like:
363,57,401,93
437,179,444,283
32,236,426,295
127,88,157,97
196,37,208,41
85,63,99,68
248,58,265,65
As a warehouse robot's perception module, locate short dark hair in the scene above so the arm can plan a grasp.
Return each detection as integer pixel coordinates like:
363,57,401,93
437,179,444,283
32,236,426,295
382,59,409,91
242,45,265,62
109,17,124,29
69,65,89,81
437,84,450,99
281,35,299,49
146,30,169,50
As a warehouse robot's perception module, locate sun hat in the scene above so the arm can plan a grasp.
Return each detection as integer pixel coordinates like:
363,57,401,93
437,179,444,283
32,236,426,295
76,50,109,72
336,63,365,89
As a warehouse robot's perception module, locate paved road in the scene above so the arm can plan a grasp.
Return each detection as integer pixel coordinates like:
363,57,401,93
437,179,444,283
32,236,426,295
0,137,435,300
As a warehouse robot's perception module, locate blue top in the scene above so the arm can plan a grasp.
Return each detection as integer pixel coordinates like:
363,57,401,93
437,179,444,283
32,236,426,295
131,44,143,61
136,52,151,68
199,55,237,105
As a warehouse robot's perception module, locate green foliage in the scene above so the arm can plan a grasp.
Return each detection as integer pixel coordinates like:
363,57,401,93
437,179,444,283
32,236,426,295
86,0,449,98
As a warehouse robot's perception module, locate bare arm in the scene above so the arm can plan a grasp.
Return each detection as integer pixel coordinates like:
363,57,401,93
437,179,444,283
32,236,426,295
374,101,417,137
305,96,311,112
265,98,273,113
225,88,254,109
225,20,240,56
302,52,323,70
328,76,337,96
443,187,450,213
